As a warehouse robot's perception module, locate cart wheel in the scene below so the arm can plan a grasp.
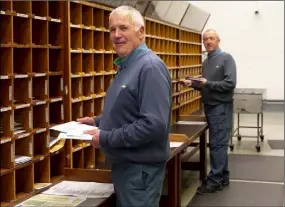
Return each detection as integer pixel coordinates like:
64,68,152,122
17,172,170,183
229,145,234,151
237,135,242,141
260,135,264,142
256,145,261,152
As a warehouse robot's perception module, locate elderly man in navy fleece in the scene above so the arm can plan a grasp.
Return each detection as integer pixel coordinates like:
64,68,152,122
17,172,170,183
182,29,237,194
77,5,172,207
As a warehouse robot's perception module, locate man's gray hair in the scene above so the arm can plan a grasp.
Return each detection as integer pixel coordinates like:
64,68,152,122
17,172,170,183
110,5,145,31
203,29,220,41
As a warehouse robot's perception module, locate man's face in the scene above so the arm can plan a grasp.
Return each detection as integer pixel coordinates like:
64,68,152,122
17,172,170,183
202,31,220,53
109,14,144,58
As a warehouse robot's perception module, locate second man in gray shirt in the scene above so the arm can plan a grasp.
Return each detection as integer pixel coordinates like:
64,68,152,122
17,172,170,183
182,29,237,194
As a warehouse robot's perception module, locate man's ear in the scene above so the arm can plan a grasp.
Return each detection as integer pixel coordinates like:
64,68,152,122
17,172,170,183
138,26,145,40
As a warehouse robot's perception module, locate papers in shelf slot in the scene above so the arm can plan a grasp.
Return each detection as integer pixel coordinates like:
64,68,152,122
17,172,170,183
49,136,61,148
42,180,114,199
15,155,32,165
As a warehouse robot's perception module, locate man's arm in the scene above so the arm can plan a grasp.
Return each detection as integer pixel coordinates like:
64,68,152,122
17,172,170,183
191,81,203,91
93,115,101,127
205,54,236,92
99,63,171,148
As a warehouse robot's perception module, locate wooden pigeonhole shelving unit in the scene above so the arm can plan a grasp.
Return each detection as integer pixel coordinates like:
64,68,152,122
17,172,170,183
0,1,203,206
0,1,65,206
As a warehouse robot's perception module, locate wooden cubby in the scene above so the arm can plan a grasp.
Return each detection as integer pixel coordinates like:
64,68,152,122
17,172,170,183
49,102,64,126
83,99,94,118
0,140,14,174
0,79,12,108
48,21,62,47
0,1,203,205
72,149,84,168
0,13,13,45
32,49,48,74
94,54,104,72
0,171,15,206
33,131,49,159
32,104,48,130
83,77,93,97
13,16,31,46
49,48,63,73
34,156,50,186
82,30,93,50
0,47,13,76
32,18,48,46
13,48,32,75
0,110,13,140
50,149,65,183
82,53,93,74
14,107,32,137
32,76,48,103
14,135,33,162
14,77,32,106
49,75,63,100
0,1,12,12
94,31,104,50
72,102,83,121
71,53,82,74
84,145,95,168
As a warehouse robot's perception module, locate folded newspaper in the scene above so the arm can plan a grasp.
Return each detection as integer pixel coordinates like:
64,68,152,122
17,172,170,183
50,121,98,141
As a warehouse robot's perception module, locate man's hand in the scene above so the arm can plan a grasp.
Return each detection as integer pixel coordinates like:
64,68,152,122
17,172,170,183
84,128,100,148
77,117,95,126
199,78,207,86
179,79,192,88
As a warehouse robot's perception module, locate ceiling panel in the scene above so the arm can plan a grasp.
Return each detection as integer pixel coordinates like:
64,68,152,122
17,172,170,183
163,1,189,25
180,3,211,32
144,1,172,20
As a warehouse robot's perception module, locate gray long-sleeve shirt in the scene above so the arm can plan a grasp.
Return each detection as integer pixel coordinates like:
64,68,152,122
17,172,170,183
192,48,237,105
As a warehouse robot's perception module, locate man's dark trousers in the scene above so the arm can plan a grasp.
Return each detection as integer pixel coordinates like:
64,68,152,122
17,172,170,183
111,162,166,207
204,102,233,186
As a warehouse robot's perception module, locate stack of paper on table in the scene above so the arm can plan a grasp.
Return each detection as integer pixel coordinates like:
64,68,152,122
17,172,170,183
50,121,98,141
42,180,114,199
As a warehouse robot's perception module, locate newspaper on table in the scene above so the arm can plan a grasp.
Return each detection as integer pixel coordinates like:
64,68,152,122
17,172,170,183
16,193,86,207
42,181,114,199
50,121,98,141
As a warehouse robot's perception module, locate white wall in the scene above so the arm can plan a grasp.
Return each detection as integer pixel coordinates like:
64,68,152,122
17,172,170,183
190,1,284,100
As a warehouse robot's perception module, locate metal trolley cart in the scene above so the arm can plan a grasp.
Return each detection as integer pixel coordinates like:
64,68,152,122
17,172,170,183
229,88,266,152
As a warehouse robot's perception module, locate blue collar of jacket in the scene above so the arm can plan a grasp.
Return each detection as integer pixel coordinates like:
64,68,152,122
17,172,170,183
113,42,149,70
207,48,223,59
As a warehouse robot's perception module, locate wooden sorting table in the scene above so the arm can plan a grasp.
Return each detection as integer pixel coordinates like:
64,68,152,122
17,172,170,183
16,119,208,207
162,119,208,207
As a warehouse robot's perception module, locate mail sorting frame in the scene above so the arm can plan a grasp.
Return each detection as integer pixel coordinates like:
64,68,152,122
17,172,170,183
229,88,265,152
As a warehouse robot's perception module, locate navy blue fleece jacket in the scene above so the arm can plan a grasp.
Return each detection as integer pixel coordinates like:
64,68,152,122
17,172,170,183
94,43,172,164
